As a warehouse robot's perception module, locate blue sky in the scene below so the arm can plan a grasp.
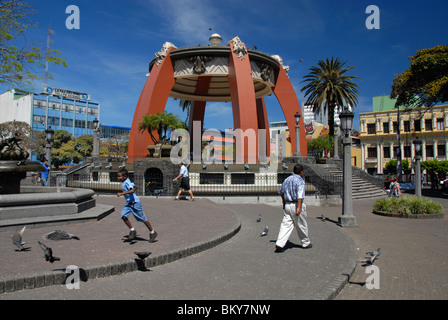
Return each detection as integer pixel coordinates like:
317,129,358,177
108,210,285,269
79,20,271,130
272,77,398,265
3,0,447,132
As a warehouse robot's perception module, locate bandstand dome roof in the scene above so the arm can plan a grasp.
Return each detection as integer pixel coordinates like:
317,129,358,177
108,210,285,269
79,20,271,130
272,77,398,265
148,44,283,102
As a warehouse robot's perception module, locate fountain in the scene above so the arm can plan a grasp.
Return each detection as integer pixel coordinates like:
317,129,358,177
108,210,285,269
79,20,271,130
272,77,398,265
0,134,114,230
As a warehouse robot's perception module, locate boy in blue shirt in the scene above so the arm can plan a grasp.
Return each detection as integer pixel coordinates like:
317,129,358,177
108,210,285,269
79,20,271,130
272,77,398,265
117,169,157,242
41,159,50,186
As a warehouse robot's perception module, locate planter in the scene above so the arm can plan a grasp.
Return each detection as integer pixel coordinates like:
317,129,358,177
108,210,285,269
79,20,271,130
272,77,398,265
372,210,445,219
147,144,173,158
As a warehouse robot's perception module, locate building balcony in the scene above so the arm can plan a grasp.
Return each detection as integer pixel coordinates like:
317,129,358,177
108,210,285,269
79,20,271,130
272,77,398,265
365,157,378,163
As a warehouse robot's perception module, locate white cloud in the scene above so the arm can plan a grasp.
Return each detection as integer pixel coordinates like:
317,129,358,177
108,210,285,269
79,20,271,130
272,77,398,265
145,0,221,46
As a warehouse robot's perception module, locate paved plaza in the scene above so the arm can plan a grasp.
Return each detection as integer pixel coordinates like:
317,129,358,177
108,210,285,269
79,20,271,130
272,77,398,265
0,188,447,300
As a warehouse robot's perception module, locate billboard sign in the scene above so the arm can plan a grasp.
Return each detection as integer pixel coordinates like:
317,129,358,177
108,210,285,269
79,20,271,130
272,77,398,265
43,86,90,100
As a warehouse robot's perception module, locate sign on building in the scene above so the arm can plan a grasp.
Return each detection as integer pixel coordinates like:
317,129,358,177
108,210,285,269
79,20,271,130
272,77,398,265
43,86,90,100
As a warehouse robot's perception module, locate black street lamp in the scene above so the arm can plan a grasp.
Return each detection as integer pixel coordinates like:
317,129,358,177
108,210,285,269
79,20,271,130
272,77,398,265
45,126,54,142
338,108,357,227
44,126,54,163
294,112,301,157
413,138,423,197
92,118,100,159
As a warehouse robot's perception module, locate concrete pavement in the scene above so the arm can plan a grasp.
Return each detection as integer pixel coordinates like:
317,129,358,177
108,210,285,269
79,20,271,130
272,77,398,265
0,188,447,300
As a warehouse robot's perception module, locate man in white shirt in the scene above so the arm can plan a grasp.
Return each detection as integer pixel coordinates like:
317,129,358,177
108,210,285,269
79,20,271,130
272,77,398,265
173,163,195,201
275,164,311,252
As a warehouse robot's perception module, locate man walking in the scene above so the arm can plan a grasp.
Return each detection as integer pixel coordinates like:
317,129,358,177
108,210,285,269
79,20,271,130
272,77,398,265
173,163,195,201
275,164,311,253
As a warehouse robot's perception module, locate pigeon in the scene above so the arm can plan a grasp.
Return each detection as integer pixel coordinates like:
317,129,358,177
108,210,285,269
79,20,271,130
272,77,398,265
12,226,27,251
134,251,152,260
256,214,261,223
320,215,327,221
260,226,269,237
44,229,80,241
357,248,381,265
38,241,60,263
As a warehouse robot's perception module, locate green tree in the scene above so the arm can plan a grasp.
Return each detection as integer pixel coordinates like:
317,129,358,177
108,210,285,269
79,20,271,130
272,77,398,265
139,112,185,144
37,130,93,168
422,160,448,176
307,136,334,156
0,0,66,88
385,159,409,175
391,45,448,109
301,57,361,137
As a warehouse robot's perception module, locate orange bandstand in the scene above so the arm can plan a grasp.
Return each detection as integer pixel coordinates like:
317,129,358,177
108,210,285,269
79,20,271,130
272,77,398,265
128,36,307,163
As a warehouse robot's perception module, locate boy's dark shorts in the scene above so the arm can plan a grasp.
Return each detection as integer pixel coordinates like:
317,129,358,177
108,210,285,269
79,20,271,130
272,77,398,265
180,177,190,190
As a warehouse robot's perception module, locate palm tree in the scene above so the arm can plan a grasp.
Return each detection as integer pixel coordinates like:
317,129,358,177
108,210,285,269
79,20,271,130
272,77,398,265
139,112,185,144
301,57,361,137
179,99,192,130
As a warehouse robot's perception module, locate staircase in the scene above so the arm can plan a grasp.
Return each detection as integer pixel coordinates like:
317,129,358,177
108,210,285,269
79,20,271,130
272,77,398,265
323,165,385,200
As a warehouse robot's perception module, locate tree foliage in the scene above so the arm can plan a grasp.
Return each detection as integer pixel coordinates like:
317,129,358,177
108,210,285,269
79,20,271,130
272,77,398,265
37,130,93,168
307,136,334,155
421,159,448,175
139,112,185,144
391,45,448,109
0,0,66,88
301,57,361,136
385,159,410,174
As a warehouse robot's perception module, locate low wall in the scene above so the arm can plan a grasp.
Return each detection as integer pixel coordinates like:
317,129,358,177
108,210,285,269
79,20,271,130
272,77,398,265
0,187,96,220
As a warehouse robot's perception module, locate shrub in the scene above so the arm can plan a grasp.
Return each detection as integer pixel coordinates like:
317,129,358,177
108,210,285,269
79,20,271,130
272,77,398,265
373,196,444,216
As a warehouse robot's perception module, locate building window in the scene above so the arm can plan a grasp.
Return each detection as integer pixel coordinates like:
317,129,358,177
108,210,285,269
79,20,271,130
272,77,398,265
33,115,45,124
34,100,46,108
404,146,411,158
393,146,400,158
383,123,390,134
383,146,390,158
367,147,377,158
426,145,434,157
437,144,446,157
425,119,433,131
403,121,410,132
367,123,376,134
414,120,421,132
393,122,398,133
437,118,444,130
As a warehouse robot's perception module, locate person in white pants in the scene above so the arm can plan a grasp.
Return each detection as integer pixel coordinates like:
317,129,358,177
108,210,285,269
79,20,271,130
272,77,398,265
275,164,311,252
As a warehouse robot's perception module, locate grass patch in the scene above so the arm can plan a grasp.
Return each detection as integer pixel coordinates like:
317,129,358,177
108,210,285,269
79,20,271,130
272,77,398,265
373,196,444,216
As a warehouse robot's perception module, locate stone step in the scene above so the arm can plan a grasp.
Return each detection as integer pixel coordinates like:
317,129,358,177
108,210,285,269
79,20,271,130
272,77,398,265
323,165,384,199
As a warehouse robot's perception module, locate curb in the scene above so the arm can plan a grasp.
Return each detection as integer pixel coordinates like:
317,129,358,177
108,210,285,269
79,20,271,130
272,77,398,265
372,210,445,219
0,214,242,294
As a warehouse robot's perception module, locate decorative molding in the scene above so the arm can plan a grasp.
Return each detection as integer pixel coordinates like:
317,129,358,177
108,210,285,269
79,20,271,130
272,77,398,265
271,54,290,73
155,42,177,66
173,57,229,77
188,56,214,74
230,36,247,59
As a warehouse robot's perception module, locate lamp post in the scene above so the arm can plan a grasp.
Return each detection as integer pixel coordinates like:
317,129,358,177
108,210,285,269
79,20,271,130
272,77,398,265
92,118,100,159
413,138,422,197
338,108,357,227
294,111,301,157
334,124,340,160
44,126,54,164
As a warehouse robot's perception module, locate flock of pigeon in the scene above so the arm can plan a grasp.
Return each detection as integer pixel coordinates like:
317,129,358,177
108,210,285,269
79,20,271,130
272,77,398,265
11,226,80,263
11,226,152,267
11,214,380,269
256,213,381,266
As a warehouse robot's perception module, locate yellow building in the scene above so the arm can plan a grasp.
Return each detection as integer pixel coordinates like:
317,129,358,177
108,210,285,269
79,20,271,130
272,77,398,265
359,96,448,175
